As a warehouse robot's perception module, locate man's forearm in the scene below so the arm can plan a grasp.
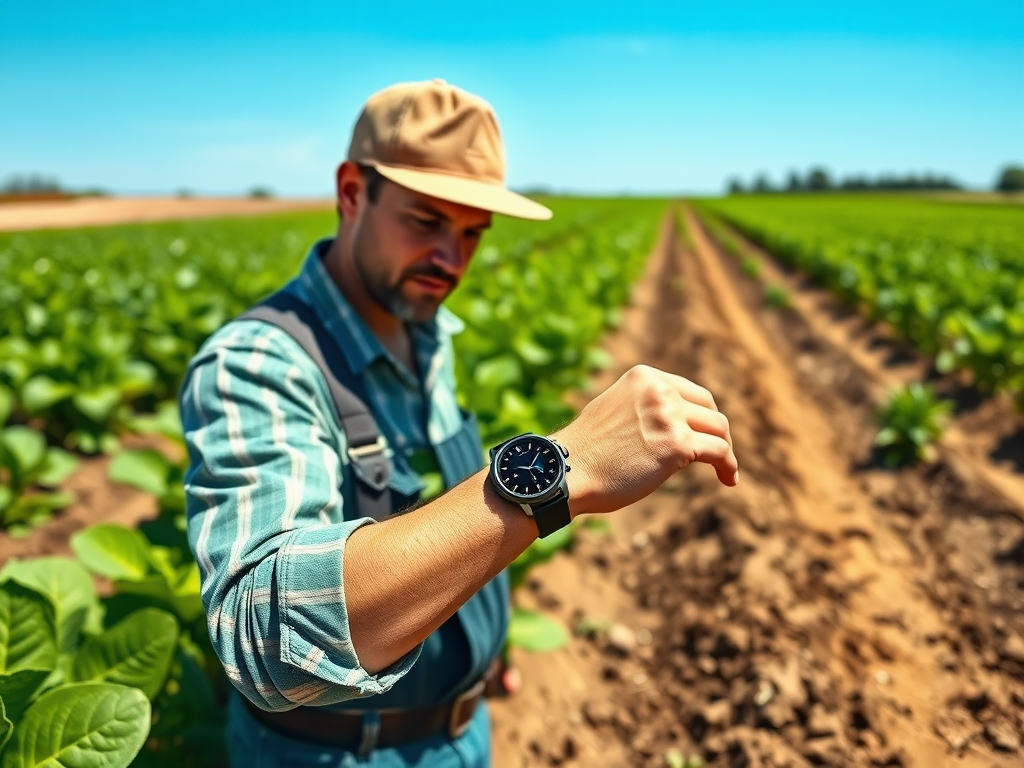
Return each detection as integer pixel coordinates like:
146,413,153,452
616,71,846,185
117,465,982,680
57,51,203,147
343,465,538,674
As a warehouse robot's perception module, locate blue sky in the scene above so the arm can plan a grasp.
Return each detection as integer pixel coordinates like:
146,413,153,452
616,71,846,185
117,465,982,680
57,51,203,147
1,1,1021,196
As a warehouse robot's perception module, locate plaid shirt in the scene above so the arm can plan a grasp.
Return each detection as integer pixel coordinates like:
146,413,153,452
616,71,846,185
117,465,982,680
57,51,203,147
179,238,493,714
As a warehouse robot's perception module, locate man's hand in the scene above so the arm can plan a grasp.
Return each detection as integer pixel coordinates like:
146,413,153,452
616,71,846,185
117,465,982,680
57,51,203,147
553,364,739,518
345,364,737,673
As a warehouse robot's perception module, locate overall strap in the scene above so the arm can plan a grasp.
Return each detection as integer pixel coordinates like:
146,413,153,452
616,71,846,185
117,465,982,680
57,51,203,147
239,292,393,521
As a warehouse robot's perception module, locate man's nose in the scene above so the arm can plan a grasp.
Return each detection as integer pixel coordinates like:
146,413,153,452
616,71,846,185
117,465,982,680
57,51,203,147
429,236,466,275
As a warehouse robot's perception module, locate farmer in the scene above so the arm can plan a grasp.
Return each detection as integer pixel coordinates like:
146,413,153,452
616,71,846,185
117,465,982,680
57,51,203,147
179,79,739,767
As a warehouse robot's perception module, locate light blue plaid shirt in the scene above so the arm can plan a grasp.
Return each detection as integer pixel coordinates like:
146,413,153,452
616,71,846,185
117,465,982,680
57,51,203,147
179,238,504,734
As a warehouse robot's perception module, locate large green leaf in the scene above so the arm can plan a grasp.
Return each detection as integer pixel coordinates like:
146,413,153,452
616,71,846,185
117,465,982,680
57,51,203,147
70,525,151,582
0,583,57,675
125,402,182,442
507,607,569,652
0,429,46,477
72,386,121,424
0,682,150,768
35,449,79,488
0,696,11,756
109,574,203,625
19,377,74,414
107,450,170,498
0,670,50,724
70,608,178,701
1,559,98,656
474,354,523,391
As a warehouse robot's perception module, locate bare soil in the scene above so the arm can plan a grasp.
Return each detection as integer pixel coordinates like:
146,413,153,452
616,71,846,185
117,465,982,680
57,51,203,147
0,196,332,232
489,207,1024,767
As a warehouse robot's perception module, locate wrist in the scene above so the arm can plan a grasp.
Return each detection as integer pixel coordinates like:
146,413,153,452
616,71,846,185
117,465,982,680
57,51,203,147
548,428,592,519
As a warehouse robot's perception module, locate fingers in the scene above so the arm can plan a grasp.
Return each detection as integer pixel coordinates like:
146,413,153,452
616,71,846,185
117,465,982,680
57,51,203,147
682,401,733,448
654,368,719,412
687,431,740,486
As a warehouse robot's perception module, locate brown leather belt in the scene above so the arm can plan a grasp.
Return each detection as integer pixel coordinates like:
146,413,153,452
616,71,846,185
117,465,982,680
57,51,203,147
244,662,500,755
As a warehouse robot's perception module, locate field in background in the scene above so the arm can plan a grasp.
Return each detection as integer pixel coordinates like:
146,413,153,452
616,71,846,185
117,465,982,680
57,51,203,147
696,194,1024,403
2,195,1024,768
0,196,336,232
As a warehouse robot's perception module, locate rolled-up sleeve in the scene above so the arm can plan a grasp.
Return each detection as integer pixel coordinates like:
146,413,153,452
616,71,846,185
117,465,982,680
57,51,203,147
179,321,421,711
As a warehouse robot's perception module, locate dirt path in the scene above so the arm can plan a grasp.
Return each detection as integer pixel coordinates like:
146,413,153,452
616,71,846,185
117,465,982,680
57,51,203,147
490,206,1024,767
0,453,156,563
0,196,333,231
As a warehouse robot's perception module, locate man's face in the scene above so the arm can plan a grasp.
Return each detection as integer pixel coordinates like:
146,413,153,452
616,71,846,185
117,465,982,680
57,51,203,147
349,176,492,323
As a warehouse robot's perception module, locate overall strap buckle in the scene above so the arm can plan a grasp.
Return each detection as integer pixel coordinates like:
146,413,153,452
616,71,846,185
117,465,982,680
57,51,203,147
347,436,392,492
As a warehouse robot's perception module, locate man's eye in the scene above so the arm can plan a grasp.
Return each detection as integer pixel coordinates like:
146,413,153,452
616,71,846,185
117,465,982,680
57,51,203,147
411,216,438,231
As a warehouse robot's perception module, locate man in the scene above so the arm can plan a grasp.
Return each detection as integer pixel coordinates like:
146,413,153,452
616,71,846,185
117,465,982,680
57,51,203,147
180,79,739,767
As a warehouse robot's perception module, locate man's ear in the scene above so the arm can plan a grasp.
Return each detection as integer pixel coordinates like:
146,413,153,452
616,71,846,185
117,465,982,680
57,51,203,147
336,161,365,220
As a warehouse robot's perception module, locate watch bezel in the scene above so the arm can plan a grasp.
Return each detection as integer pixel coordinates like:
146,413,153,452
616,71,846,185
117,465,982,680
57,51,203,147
490,433,566,505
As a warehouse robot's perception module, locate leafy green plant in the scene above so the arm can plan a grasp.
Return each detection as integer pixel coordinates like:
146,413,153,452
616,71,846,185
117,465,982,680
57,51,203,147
695,194,1024,405
69,523,225,768
108,402,189,551
874,382,953,466
741,256,762,279
0,521,225,767
0,559,161,768
664,748,705,768
0,423,78,535
764,283,792,309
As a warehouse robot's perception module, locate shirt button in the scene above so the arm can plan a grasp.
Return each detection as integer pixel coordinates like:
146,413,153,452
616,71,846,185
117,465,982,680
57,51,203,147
394,433,406,448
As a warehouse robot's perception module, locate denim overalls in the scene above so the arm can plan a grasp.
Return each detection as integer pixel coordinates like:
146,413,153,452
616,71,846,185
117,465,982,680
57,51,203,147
227,289,509,768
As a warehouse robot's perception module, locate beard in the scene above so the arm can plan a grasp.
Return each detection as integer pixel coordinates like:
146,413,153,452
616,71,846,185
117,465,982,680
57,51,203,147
351,228,457,324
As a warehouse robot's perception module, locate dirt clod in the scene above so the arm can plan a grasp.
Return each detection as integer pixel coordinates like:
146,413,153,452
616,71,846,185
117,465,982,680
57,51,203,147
606,623,636,655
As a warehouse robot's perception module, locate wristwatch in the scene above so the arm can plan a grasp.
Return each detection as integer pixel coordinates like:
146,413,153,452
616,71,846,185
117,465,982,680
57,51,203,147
489,433,572,538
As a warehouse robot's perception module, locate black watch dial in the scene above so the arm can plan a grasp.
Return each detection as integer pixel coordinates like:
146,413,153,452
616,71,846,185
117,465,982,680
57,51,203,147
495,436,562,498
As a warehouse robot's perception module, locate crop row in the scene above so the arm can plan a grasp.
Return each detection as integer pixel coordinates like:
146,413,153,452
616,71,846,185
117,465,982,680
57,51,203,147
0,199,662,532
694,195,1024,402
0,198,634,453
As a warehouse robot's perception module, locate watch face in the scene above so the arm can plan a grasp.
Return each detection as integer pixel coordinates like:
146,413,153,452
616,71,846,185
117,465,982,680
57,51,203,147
494,436,563,499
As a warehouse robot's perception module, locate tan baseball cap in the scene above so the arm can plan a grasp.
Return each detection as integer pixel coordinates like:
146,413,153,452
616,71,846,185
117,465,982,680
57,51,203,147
347,79,552,221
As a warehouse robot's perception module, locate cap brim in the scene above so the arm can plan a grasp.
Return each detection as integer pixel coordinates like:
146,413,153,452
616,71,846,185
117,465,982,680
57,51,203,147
372,164,552,221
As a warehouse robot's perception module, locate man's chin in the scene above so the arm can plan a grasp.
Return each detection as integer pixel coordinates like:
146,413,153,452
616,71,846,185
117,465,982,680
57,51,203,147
391,295,443,324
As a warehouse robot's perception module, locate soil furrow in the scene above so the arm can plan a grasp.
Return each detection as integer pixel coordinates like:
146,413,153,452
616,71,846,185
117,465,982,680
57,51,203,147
491,206,1024,767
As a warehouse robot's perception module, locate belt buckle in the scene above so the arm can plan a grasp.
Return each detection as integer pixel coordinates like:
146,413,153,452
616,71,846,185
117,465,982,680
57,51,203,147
447,679,485,739
347,436,388,460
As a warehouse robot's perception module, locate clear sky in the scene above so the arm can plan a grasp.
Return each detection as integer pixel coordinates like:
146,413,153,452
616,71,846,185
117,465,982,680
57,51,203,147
1,0,1021,196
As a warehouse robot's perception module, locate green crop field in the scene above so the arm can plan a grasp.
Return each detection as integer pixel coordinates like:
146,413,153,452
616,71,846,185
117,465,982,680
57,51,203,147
694,194,1024,402
1,199,660,444
0,199,665,768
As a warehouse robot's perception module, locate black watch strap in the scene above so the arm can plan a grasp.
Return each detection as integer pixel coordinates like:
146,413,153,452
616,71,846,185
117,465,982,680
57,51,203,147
532,493,572,538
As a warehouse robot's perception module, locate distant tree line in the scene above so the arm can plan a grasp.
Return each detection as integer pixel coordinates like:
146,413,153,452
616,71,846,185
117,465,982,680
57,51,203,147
726,167,967,195
0,174,108,198
726,165,1024,195
997,165,1024,192
1,174,64,194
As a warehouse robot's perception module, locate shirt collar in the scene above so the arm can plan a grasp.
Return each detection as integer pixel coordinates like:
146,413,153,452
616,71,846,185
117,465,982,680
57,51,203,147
298,237,464,378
